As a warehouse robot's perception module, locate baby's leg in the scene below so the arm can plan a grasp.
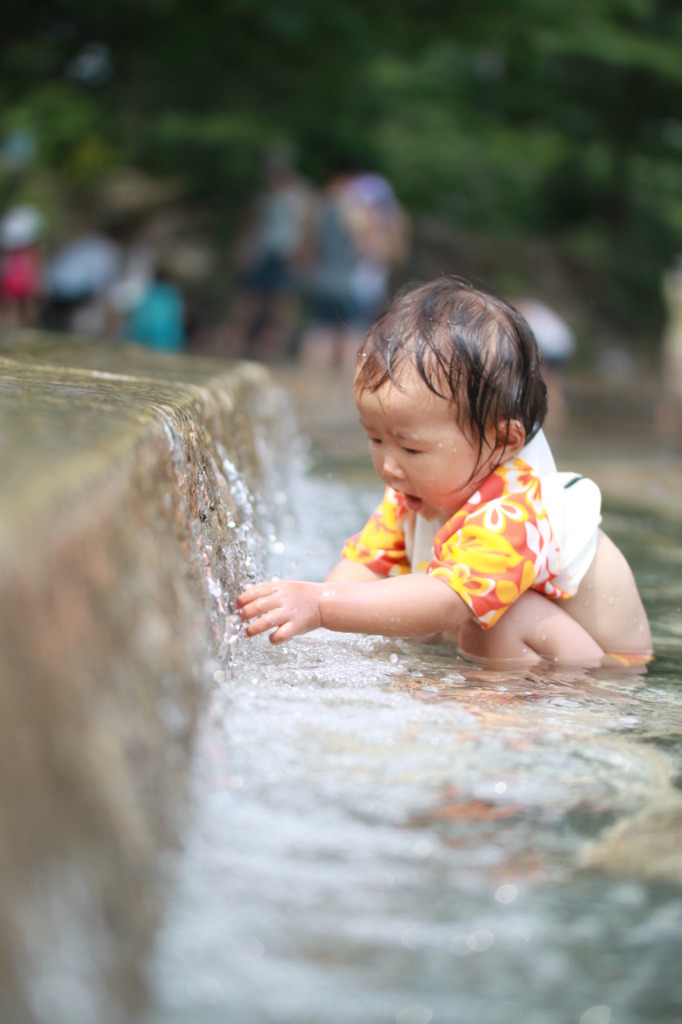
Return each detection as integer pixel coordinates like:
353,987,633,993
561,531,652,658
458,591,604,669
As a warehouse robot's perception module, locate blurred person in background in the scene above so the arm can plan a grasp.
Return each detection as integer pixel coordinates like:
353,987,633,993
226,142,317,360
512,297,576,432
43,232,124,335
345,171,410,328
126,262,186,353
297,161,361,369
0,203,44,330
299,162,409,370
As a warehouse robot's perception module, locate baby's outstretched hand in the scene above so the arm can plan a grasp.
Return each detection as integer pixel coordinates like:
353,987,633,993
235,579,324,644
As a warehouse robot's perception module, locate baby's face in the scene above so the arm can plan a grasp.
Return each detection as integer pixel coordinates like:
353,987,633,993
354,368,503,521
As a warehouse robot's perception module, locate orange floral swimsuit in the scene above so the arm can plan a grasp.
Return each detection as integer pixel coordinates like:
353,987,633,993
342,430,602,630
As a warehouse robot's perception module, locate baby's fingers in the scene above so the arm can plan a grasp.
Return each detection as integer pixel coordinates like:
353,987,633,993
267,620,299,645
236,596,265,622
244,610,283,638
234,591,286,638
236,581,276,608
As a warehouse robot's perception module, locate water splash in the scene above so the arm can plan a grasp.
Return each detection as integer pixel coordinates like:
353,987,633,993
145,465,682,1024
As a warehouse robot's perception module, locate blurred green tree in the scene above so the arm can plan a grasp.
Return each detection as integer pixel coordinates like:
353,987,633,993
1,0,681,336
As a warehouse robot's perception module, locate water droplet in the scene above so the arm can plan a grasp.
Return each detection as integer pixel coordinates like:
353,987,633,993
495,884,518,904
467,929,494,951
188,974,224,1004
225,613,245,647
400,929,420,950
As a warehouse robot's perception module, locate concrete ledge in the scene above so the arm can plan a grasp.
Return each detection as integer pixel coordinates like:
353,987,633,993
0,337,286,1024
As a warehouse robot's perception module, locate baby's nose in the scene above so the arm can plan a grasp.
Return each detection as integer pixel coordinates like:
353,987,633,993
381,451,406,480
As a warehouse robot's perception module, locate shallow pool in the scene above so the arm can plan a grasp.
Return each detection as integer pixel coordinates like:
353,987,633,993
144,445,682,1024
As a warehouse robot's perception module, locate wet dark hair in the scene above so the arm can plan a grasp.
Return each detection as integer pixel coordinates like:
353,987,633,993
355,276,548,469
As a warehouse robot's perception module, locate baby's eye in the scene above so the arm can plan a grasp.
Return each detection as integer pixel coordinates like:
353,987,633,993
368,436,382,446
402,446,421,455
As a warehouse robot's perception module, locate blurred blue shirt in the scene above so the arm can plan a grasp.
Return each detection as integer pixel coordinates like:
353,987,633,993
129,281,185,352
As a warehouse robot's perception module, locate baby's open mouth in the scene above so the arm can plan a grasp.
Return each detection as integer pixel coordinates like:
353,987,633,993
403,493,423,511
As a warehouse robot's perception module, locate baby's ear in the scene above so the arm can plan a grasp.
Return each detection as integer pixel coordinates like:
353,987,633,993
496,418,526,457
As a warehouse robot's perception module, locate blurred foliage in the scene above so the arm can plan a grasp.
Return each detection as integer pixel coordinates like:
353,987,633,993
2,0,682,340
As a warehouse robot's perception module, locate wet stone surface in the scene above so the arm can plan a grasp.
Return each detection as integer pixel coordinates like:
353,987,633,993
0,335,292,1024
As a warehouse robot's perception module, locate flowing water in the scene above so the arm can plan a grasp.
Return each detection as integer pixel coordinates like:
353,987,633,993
144,426,682,1024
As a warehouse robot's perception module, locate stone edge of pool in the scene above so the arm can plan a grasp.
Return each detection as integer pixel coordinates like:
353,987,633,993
0,334,284,1024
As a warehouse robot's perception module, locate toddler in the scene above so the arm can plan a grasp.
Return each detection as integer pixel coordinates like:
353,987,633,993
237,277,652,668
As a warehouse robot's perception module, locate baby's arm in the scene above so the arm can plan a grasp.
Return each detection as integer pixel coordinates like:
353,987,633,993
325,557,384,583
235,572,471,645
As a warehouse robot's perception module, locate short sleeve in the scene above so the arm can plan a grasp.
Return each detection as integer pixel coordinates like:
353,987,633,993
341,487,412,576
427,463,563,628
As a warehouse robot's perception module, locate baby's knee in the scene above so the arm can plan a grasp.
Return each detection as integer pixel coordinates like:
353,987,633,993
458,607,543,666
459,592,604,667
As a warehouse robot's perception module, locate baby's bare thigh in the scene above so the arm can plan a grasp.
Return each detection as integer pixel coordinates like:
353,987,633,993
458,590,604,669
562,530,652,656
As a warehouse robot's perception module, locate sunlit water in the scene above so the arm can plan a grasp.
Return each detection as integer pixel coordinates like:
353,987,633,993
144,436,682,1024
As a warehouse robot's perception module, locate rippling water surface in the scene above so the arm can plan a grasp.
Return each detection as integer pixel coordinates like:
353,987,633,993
145,444,682,1024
